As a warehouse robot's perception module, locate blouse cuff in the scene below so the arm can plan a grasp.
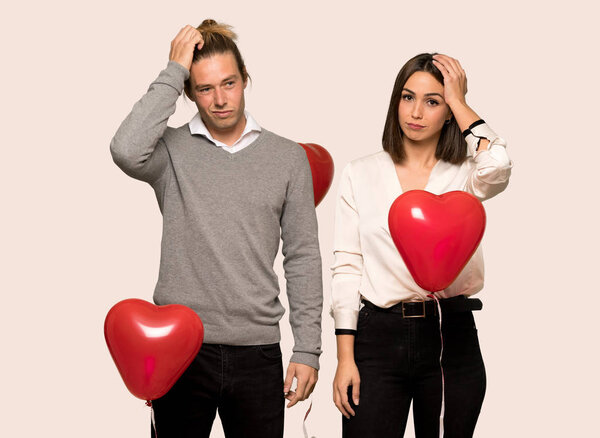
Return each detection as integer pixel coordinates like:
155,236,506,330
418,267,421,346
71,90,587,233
332,308,359,332
463,120,504,156
335,329,357,335
462,119,487,137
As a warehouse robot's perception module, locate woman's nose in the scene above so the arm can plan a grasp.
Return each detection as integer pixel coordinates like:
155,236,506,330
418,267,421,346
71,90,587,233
411,102,423,119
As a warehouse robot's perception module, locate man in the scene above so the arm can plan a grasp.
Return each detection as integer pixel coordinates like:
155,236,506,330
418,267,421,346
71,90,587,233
110,20,322,438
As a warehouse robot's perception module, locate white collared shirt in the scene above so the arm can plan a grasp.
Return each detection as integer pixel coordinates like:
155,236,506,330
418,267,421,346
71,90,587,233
188,111,262,153
330,121,513,331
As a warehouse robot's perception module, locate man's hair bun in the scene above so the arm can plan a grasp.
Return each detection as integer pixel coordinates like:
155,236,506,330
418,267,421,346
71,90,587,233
197,19,237,41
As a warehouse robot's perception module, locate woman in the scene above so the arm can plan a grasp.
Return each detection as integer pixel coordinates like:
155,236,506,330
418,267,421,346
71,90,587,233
331,53,512,437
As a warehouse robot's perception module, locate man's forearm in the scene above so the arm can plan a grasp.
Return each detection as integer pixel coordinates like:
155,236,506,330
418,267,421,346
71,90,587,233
110,61,189,182
281,150,323,370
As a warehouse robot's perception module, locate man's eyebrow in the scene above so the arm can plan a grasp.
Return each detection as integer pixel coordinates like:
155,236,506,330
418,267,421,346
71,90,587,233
402,88,444,99
195,76,238,89
221,75,239,84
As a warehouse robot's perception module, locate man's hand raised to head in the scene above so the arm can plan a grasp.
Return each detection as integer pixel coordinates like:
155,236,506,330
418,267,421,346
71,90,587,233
284,362,318,408
169,25,204,71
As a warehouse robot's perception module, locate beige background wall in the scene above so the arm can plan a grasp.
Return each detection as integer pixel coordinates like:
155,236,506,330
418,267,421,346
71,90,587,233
2,0,599,436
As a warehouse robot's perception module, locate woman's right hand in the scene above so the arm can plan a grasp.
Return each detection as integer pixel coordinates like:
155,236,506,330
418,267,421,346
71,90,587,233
333,359,361,419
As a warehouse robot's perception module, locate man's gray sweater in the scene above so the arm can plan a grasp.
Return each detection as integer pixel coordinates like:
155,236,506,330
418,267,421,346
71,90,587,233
110,61,323,369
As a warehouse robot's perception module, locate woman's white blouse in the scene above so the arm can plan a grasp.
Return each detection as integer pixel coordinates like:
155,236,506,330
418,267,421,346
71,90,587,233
330,121,513,332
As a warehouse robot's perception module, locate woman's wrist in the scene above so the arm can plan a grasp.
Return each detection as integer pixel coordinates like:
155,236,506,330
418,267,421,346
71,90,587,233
337,354,356,363
448,101,482,133
446,98,469,113
336,334,356,362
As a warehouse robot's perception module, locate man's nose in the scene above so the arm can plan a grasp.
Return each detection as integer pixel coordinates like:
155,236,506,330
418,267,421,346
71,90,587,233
214,88,227,107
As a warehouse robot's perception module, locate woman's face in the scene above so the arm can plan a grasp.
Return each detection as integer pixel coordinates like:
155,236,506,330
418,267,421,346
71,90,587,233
398,71,451,145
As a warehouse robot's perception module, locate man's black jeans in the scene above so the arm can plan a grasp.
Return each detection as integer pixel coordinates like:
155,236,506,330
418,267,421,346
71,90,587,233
343,305,486,437
151,343,284,438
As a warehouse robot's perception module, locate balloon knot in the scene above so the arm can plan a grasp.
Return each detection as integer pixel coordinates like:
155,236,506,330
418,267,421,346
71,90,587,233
146,400,153,408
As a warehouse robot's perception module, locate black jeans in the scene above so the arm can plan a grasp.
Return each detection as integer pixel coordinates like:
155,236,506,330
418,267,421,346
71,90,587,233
151,343,284,438
343,306,486,438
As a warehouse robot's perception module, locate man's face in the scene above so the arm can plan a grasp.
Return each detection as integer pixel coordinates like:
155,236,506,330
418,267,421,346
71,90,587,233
188,52,247,143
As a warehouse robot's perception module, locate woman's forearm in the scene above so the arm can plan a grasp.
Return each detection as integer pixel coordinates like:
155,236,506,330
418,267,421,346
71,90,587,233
336,334,356,362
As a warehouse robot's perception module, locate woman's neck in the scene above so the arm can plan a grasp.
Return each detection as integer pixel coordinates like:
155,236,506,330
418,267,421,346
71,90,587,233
401,137,439,169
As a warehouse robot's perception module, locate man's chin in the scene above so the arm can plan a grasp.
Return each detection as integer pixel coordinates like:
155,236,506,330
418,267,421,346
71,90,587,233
209,118,242,133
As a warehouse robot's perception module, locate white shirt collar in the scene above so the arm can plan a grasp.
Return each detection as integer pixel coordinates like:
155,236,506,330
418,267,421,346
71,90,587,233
188,111,262,149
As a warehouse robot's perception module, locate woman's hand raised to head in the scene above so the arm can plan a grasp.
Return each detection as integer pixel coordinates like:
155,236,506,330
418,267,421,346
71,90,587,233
432,54,468,107
433,54,485,135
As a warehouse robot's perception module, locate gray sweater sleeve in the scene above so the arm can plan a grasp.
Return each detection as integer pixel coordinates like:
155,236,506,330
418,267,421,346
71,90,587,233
281,150,323,370
110,61,190,183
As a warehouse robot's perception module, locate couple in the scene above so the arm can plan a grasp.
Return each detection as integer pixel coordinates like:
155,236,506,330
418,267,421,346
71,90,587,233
110,19,512,438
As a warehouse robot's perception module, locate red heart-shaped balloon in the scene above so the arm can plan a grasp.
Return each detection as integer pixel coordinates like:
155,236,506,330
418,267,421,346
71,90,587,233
104,299,204,401
298,143,334,207
388,190,486,292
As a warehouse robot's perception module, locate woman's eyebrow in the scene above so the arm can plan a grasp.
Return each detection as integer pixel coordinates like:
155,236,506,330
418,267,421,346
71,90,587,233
402,88,444,99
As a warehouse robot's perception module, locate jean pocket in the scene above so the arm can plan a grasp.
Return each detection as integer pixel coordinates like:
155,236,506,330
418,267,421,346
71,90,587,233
357,307,371,330
257,343,282,361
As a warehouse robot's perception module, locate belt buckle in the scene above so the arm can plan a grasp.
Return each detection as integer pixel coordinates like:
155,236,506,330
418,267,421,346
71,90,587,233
402,300,426,318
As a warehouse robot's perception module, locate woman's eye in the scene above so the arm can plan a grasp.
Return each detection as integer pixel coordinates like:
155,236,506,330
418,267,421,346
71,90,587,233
401,94,413,101
427,99,439,106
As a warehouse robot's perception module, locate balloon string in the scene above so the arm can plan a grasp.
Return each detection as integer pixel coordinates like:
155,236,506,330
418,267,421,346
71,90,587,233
428,293,445,438
302,398,316,438
147,400,157,437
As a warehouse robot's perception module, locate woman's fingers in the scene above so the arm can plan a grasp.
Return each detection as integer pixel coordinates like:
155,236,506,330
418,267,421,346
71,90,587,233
333,385,351,418
340,386,356,418
434,54,460,78
352,379,360,406
433,54,468,101
340,383,356,417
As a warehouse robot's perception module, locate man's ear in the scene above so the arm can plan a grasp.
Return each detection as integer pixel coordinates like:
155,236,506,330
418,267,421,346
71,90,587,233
184,81,194,102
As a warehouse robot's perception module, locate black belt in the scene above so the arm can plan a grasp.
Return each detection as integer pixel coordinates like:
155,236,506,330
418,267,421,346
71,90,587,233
361,295,482,318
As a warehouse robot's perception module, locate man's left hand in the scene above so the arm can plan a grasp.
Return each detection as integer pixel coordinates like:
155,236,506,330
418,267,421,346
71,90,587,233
283,362,318,408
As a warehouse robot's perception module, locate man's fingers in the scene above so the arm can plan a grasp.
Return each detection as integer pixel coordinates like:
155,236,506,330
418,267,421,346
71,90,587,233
287,394,299,408
295,376,308,401
283,365,294,394
176,25,194,41
305,378,317,398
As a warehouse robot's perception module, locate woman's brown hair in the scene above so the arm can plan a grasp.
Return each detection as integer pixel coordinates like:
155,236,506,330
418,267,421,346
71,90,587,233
184,19,249,99
382,53,467,164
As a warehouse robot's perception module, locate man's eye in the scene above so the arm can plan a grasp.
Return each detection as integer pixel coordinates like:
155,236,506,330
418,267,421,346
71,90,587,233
225,81,235,87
